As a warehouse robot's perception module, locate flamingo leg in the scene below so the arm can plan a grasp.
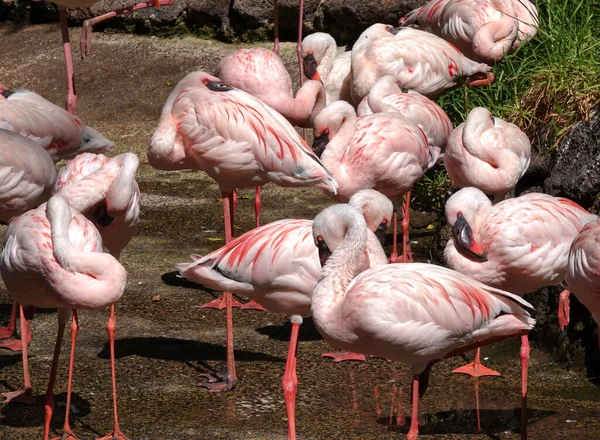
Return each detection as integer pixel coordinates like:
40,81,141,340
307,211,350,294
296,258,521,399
520,334,529,440
0,300,24,351
80,0,176,58
59,7,77,114
97,305,130,440
273,0,279,54
374,385,383,417
51,310,79,440
407,375,420,440
43,321,67,440
558,289,571,330
282,321,300,440
401,191,413,263
452,348,501,377
474,378,481,433
2,305,36,404
199,192,238,392
321,351,366,362
389,210,399,263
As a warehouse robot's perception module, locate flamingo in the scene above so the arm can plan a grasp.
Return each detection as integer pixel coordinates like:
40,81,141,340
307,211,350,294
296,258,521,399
443,107,531,202
564,219,600,343
148,71,338,391
0,129,57,352
356,74,453,161
1,195,128,440
311,203,535,440
311,100,434,263
444,187,596,397
351,26,494,103
177,189,392,440
0,86,113,161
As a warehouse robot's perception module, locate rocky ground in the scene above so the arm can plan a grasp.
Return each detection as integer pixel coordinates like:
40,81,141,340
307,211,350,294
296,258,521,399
0,24,599,439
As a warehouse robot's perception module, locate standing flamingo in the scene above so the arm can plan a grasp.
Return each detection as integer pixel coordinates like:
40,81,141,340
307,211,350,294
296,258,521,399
351,26,493,103
311,100,434,263
148,71,337,391
311,204,535,440
0,129,57,352
564,219,600,342
0,86,113,160
443,107,531,201
1,195,129,440
177,189,392,440
444,187,596,407
356,74,453,161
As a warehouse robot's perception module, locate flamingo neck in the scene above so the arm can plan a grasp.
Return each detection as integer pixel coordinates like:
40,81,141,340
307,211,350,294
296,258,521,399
106,153,140,214
368,79,401,114
278,80,326,127
317,44,337,83
321,108,357,167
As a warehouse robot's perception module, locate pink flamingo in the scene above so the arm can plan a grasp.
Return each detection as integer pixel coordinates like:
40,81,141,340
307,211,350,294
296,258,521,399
1,195,129,440
311,203,535,440
0,129,57,352
351,26,494,103
564,219,600,341
311,100,434,263
444,107,531,202
444,187,596,406
0,86,113,160
177,189,392,440
356,74,453,161
148,71,337,391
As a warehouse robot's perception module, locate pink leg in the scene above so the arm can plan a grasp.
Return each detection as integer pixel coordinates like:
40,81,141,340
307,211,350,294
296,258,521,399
558,289,571,330
401,191,413,263
321,351,366,362
273,0,279,54
199,192,238,392
2,306,36,404
374,385,383,417
240,188,267,310
51,310,79,440
389,210,399,263
0,301,26,351
0,300,17,339
282,321,300,440
407,375,420,440
80,0,175,58
452,348,501,377
43,322,67,440
297,0,304,86
520,334,529,440
98,305,130,439
474,378,481,433
59,8,77,114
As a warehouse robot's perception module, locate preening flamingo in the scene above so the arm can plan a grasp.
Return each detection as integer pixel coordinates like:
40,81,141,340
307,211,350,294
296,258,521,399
311,100,434,263
399,0,535,63
0,86,113,161
311,204,535,440
177,189,392,440
148,71,337,391
0,195,128,440
443,107,531,201
444,187,596,417
356,74,452,160
565,219,600,342
216,47,325,128
351,26,493,102
0,129,56,351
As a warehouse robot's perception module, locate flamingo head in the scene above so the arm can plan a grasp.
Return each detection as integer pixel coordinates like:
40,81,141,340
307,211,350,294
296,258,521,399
349,189,394,247
451,212,488,262
301,33,335,81
0,85,12,99
311,129,329,158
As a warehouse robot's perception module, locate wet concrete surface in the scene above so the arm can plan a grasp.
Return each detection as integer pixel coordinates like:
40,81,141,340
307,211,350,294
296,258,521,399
1,23,599,439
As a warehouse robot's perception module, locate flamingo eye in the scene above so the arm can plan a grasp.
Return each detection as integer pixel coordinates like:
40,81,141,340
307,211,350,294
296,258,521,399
457,211,463,218
202,79,210,85
317,235,324,242
386,26,391,32
382,218,388,225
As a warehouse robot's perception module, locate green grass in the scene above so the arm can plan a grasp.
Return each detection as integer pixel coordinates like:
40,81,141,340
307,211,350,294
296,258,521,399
438,0,600,155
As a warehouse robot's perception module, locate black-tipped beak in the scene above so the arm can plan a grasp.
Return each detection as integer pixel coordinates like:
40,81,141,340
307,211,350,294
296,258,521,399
452,215,487,262
206,81,234,92
93,203,114,227
375,221,388,247
390,26,402,36
303,54,320,81
312,131,329,158
1,89,14,99
317,239,332,267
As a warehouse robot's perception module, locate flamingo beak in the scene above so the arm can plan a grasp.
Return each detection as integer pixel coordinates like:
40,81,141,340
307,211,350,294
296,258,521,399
452,215,488,262
0,86,12,99
303,54,320,81
390,26,402,35
311,131,329,158
317,239,332,267
375,221,388,247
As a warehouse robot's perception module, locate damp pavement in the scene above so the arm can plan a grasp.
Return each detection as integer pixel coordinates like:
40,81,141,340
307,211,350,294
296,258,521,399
0,23,599,440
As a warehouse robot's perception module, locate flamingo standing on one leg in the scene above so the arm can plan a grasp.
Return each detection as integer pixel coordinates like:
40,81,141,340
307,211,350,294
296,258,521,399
0,195,128,440
311,100,435,263
177,189,392,440
444,107,531,202
310,204,535,440
444,187,597,433
148,71,337,391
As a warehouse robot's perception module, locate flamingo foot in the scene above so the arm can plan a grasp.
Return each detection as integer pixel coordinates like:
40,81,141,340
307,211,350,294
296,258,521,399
322,351,367,362
2,388,37,405
558,289,571,330
80,21,94,58
200,295,243,309
97,430,131,440
0,338,23,351
51,430,79,440
0,325,15,339
199,371,237,393
467,72,495,87
453,361,501,378
240,300,267,311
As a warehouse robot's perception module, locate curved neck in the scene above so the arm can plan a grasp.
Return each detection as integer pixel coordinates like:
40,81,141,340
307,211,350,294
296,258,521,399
321,109,358,166
107,153,139,214
368,78,401,114
278,81,326,127
317,44,337,82
462,114,495,163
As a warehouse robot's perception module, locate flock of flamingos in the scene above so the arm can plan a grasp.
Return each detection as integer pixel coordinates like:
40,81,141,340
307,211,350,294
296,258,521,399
1,0,599,439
